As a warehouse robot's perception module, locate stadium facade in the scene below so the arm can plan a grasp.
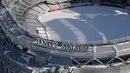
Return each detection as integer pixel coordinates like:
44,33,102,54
0,0,130,73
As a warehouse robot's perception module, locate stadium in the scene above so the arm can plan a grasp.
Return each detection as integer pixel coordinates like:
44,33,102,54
0,0,130,73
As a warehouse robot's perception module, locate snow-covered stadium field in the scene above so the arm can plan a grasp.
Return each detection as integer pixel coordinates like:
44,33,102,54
37,6,130,44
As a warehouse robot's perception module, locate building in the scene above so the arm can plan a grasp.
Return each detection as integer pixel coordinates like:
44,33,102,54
0,0,130,73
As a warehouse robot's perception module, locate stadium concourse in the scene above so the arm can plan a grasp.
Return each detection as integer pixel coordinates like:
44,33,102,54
1,0,130,73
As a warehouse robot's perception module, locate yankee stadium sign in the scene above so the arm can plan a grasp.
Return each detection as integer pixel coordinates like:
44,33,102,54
37,38,93,51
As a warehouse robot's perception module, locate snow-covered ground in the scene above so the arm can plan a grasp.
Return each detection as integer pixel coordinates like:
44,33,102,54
37,6,130,44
